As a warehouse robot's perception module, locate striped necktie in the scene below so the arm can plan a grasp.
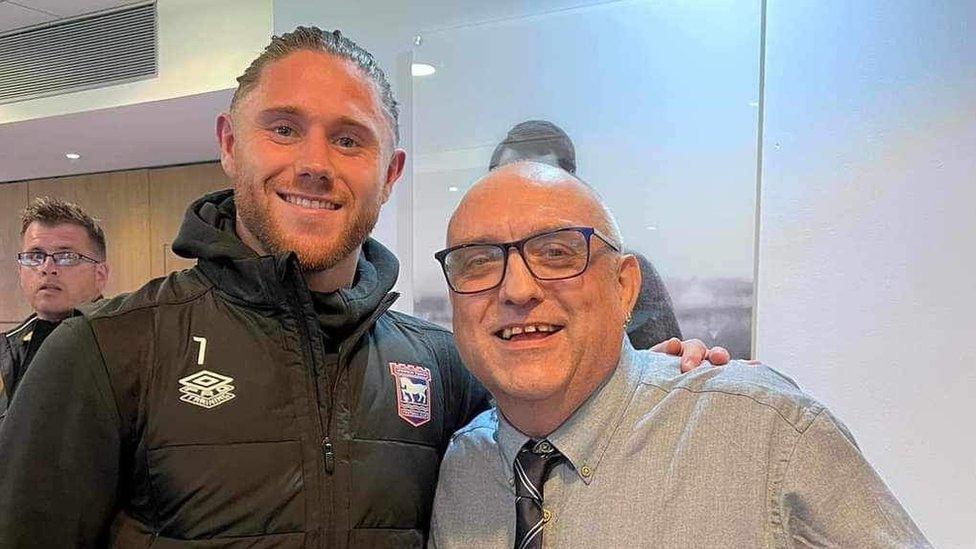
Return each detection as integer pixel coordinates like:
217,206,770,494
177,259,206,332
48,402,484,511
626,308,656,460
514,439,565,549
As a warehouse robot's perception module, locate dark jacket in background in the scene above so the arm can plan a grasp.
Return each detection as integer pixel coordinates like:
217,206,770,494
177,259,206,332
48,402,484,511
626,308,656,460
626,251,682,349
0,314,60,421
0,190,489,548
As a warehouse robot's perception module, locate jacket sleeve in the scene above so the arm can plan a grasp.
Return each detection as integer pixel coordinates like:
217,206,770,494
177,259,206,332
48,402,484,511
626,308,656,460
0,316,121,548
431,331,490,441
0,334,13,422
778,409,931,548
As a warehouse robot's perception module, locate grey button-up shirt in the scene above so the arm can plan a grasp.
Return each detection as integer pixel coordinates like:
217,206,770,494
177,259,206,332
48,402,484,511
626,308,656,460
430,340,929,548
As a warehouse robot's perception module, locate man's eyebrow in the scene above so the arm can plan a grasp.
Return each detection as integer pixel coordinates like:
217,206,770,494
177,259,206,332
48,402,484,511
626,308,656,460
333,115,380,139
257,105,304,118
25,246,75,253
452,224,580,246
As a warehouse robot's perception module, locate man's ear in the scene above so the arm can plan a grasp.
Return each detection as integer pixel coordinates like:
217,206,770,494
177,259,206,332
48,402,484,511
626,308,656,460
216,112,236,178
381,148,407,204
94,261,109,295
617,253,642,319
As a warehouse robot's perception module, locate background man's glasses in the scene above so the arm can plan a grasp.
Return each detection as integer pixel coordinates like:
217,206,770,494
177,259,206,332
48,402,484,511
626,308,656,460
435,226,620,294
16,251,102,267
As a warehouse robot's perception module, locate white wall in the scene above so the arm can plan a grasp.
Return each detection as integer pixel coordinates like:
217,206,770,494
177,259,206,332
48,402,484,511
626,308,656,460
0,0,272,124
757,2,976,547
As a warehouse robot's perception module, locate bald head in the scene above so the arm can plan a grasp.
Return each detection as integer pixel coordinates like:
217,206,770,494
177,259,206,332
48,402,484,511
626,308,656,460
448,161,622,248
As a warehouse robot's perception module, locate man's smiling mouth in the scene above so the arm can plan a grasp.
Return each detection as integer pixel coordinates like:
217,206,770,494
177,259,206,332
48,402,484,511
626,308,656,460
495,323,564,341
279,192,341,210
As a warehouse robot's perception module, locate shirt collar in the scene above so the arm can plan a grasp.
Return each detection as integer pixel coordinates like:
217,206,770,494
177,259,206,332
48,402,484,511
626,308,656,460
496,337,646,485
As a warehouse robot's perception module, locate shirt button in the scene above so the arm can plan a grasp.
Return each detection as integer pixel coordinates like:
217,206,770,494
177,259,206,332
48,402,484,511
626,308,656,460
535,441,553,454
580,465,592,478
542,509,553,522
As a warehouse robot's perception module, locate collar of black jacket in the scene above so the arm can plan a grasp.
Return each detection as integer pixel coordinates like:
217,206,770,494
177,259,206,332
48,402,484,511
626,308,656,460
171,189,399,320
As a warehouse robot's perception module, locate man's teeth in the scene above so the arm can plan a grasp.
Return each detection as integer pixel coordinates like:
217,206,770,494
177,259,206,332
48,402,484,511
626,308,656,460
283,194,340,210
500,324,556,340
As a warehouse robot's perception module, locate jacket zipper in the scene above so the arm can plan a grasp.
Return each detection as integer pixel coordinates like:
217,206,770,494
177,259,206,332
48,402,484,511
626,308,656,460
284,273,330,473
321,292,399,475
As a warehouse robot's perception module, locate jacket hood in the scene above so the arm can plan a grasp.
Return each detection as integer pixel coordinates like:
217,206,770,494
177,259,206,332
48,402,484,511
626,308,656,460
172,189,258,263
171,189,399,316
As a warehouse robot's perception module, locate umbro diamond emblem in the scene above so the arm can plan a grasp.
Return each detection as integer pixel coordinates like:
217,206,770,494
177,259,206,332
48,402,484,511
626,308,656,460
178,370,236,409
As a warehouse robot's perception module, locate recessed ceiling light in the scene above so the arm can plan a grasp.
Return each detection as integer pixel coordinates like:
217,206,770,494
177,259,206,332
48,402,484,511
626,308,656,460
646,225,657,231
412,63,436,77
448,186,459,192
65,152,81,160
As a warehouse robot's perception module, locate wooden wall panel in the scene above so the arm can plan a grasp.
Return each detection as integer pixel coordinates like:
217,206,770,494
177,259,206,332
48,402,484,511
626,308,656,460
29,169,152,299
0,322,20,333
148,162,231,278
0,182,31,322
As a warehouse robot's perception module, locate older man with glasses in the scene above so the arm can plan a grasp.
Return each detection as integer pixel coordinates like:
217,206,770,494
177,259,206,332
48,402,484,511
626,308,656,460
429,161,929,548
1,197,108,420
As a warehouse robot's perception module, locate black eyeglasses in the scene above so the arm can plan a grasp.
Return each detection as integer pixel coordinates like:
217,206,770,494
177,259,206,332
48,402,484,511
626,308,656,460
16,251,102,267
434,226,620,294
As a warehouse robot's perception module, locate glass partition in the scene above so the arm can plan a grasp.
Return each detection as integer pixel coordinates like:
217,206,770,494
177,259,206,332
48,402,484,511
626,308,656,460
410,0,762,358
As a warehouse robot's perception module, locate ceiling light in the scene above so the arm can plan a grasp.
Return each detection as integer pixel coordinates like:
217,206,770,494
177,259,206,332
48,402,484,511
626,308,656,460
65,152,81,160
412,63,436,77
448,186,459,192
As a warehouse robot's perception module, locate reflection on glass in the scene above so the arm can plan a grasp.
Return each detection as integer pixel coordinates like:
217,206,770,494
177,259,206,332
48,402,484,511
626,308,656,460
411,0,761,358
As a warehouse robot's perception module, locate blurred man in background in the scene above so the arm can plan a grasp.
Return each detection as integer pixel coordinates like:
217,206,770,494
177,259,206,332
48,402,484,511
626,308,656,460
488,119,685,353
0,197,108,420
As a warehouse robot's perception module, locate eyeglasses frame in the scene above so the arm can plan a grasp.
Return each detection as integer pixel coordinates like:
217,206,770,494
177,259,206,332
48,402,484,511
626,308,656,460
434,226,621,295
16,250,103,268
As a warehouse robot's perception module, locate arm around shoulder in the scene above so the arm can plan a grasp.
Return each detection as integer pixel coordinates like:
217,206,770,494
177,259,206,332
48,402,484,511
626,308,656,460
777,409,931,548
0,316,122,547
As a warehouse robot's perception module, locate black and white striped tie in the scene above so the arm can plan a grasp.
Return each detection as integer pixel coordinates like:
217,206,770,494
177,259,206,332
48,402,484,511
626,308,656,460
514,439,565,549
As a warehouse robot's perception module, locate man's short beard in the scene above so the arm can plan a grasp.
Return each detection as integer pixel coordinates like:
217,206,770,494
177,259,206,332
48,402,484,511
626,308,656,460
237,196,381,273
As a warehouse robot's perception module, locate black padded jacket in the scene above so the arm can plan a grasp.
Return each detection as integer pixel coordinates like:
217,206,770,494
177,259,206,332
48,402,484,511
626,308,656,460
0,190,489,548
0,314,40,421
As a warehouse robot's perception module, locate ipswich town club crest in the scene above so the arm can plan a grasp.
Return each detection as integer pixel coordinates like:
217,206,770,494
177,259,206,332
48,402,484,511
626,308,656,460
389,362,432,427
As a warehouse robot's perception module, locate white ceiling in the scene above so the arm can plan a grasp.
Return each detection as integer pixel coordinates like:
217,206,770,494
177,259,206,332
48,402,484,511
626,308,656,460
0,88,230,182
0,0,142,34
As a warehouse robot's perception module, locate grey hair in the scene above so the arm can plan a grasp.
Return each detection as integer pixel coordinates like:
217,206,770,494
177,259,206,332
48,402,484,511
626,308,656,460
571,173,624,250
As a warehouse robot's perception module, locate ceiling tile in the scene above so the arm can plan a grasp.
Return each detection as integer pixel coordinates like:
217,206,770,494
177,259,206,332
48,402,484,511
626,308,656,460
0,2,56,33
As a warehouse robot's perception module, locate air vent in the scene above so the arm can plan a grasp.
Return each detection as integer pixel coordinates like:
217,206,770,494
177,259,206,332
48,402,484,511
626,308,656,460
0,2,157,104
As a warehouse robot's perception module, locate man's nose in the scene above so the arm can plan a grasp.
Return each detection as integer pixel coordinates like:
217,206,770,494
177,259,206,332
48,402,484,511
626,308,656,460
296,132,336,185
39,256,59,275
498,249,544,306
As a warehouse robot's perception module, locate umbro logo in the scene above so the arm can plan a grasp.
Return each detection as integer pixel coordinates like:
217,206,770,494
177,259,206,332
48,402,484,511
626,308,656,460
178,336,235,410
179,370,236,409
